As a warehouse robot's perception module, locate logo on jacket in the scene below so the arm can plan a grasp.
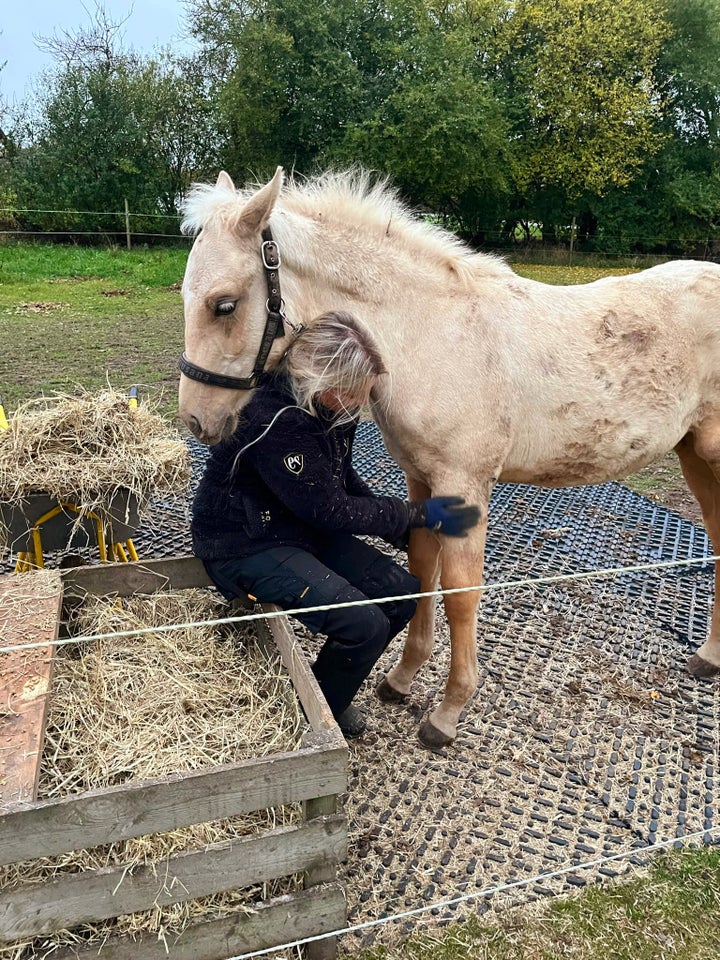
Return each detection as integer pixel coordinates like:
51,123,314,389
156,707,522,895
283,453,304,475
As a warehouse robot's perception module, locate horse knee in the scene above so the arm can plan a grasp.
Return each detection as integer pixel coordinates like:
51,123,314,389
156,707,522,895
442,588,481,625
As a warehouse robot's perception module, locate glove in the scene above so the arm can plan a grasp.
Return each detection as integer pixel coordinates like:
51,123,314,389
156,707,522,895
407,496,480,538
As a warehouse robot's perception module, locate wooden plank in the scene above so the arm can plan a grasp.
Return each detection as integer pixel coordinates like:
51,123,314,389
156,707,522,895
304,797,343,960
47,884,346,960
60,555,213,598
262,605,339,733
0,742,347,866
0,570,62,810
0,814,346,941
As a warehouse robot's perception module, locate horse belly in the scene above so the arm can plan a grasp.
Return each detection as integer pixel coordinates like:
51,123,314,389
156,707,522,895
500,408,691,488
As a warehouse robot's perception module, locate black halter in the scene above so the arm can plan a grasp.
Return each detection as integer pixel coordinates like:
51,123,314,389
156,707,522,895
178,227,289,391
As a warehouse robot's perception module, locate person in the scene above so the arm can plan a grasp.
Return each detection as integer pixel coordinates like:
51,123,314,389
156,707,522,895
191,310,479,737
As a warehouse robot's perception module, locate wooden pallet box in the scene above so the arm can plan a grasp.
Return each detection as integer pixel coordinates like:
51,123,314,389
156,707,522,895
0,559,348,960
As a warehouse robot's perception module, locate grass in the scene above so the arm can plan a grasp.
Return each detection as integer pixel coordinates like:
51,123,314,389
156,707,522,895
0,241,190,418
353,849,720,960
511,263,639,285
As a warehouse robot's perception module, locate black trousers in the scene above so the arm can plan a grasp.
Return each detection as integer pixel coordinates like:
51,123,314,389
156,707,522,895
204,534,419,717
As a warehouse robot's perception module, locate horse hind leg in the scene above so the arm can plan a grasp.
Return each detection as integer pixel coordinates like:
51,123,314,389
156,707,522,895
676,428,720,677
378,477,441,701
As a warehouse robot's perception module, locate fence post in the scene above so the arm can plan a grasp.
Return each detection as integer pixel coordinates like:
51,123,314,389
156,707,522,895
124,199,131,250
569,215,577,265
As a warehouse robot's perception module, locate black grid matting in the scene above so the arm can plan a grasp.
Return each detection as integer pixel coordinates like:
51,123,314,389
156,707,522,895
2,422,718,945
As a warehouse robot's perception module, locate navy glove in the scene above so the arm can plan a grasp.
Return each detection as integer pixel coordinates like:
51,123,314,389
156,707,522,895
407,496,480,538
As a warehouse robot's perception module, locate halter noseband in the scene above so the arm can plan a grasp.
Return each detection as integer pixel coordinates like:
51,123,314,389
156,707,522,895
178,227,297,391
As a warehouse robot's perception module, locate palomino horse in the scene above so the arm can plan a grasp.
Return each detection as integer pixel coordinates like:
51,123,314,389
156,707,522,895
179,167,720,751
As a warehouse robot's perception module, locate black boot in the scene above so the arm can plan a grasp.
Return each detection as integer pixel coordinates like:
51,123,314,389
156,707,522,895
336,704,367,738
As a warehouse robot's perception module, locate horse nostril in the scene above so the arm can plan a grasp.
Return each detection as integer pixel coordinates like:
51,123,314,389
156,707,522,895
187,415,203,439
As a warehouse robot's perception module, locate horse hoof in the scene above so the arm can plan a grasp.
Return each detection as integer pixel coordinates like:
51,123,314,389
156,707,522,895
418,718,453,753
376,676,408,704
687,654,720,679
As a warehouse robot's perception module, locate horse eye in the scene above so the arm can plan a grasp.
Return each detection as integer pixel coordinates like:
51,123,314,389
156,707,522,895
214,299,236,317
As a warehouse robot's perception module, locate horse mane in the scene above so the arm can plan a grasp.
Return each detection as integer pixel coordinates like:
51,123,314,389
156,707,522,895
181,169,511,284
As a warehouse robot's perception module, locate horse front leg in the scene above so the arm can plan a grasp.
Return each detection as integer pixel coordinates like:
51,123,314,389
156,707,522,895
378,477,441,701
419,510,488,752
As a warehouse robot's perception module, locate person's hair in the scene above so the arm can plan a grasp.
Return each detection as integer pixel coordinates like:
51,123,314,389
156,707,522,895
284,310,386,422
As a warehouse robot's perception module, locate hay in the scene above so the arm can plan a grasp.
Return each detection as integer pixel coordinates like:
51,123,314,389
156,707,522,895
0,589,308,958
0,388,190,545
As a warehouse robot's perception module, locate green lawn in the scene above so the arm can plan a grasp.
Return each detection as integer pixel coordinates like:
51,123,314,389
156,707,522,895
0,242,189,418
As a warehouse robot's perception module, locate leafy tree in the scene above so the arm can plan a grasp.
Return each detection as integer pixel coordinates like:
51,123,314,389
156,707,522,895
588,0,720,254
332,9,512,241
130,53,220,213
187,0,375,176
493,0,670,244
0,55,20,230
7,5,217,237
187,0,512,238
653,0,720,249
13,60,167,234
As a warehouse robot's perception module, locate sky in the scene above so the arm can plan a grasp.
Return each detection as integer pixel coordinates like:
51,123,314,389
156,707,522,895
0,0,196,105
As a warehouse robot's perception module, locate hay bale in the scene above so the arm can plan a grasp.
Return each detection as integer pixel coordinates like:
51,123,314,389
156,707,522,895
0,389,190,546
0,590,308,957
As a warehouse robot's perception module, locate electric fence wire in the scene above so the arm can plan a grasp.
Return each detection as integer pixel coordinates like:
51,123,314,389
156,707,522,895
223,824,720,960
2,551,720,655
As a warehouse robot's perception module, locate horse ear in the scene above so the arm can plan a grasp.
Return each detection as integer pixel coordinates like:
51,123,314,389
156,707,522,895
238,166,284,233
216,170,236,193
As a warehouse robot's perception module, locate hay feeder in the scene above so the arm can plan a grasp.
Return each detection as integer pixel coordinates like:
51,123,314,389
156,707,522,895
0,557,348,960
1,487,142,570
0,388,190,571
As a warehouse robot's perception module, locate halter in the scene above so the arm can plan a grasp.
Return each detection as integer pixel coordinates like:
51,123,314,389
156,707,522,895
178,227,299,391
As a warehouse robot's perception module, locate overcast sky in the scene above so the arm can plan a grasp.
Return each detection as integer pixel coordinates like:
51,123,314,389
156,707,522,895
0,1,196,105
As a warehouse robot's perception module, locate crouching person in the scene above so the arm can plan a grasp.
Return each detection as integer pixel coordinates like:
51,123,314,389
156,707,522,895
191,311,479,737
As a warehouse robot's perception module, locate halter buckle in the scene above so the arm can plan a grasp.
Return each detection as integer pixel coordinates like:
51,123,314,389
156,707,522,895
261,240,281,270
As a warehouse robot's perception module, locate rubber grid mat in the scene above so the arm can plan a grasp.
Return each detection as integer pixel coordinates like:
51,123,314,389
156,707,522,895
3,423,718,946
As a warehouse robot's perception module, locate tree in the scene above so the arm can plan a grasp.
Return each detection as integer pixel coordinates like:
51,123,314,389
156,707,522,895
130,53,220,212
495,0,670,227
187,0,397,177
587,0,720,254
187,0,513,238
7,5,217,236
331,9,512,241
0,53,20,230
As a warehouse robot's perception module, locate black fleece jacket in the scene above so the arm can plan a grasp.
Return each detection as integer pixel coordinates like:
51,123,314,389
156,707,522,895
191,374,411,560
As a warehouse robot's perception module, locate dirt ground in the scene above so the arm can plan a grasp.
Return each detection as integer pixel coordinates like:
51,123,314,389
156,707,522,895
625,451,703,526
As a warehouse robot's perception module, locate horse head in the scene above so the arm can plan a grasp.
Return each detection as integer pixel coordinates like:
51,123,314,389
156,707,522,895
179,168,288,444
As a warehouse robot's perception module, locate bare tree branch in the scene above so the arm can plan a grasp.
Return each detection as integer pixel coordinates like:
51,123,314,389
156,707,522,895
35,1,133,70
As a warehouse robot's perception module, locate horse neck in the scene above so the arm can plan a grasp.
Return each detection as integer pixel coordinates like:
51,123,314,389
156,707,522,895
273,208,458,333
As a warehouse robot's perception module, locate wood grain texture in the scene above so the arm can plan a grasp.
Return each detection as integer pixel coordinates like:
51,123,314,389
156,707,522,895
0,570,62,810
60,555,213,598
0,743,347,865
0,815,346,940
45,884,346,960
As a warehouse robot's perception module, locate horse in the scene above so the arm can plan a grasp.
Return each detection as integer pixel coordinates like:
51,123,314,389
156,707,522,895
178,167,720,751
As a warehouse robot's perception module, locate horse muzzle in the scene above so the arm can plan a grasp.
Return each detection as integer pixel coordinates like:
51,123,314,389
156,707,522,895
183,411,238,445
